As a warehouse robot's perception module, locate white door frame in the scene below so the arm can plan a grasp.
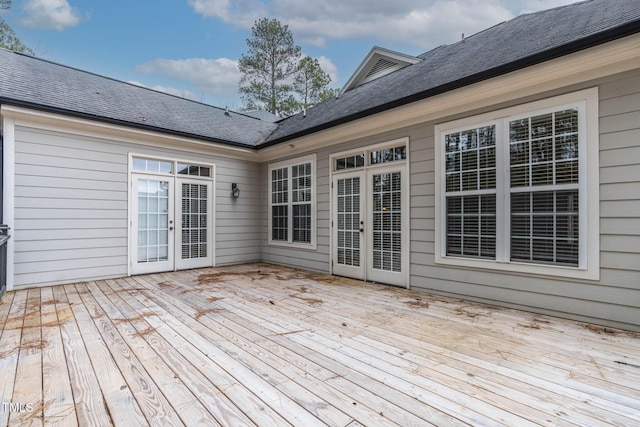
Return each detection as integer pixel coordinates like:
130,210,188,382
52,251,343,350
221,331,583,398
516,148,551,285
330,139,410,288
128,155,215,276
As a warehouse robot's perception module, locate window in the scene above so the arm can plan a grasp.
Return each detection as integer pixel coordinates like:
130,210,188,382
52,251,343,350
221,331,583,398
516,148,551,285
333,140,409,172
269,155,316,247
435,89,599,279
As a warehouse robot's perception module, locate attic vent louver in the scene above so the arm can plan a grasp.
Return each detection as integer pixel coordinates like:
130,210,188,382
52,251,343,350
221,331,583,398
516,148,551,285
365,58,398,78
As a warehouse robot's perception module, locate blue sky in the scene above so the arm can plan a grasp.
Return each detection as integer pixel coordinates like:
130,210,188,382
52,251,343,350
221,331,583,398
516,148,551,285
1,0,580,110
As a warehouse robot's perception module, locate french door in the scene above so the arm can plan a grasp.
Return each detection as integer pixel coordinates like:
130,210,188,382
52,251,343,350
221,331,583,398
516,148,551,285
332,165,408,287
131,174,212,275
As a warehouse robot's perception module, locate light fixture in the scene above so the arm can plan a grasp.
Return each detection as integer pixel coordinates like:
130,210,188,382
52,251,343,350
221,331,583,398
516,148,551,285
231,183,240,199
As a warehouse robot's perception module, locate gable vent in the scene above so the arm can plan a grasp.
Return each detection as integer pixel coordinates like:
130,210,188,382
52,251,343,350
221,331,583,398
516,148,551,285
365,58,399,78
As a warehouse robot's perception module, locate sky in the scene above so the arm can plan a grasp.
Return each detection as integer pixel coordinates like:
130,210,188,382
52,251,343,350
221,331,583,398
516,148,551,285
1,0,582,110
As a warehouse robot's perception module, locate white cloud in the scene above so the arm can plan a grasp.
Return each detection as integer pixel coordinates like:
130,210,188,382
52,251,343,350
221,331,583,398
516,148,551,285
21,0,85,31
189,0,581,49
315,56,338,84
187,0,267,28
135,57,241,97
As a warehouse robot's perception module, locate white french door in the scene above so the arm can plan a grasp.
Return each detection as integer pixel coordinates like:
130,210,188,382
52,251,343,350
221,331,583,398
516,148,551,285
332,171,365,280
132,174,175,274
332,164,408,287
131,174,213,274
176,179,213,270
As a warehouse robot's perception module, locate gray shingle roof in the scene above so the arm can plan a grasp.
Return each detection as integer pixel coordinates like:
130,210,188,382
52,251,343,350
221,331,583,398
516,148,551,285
0,50,277,147
1,0,639,149
265,0,640,145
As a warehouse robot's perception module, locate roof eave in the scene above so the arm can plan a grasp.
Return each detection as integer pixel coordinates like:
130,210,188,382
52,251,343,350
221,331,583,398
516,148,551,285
259,19,640,149
0,98,260,150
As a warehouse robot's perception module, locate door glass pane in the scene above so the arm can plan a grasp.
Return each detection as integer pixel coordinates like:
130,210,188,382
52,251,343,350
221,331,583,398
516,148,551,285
337,177,360,267
181,183,208,260
372,173,402,272
137,179,170,263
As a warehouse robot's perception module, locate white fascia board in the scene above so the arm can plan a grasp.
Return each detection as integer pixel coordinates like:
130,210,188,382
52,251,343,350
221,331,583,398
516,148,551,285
0,105,260,162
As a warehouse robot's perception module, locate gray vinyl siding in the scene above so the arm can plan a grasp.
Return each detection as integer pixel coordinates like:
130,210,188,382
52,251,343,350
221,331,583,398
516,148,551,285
261,68,640,331
12,126,260,289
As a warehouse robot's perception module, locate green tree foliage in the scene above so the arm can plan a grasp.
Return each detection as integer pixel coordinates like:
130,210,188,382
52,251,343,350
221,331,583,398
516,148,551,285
239,18,334,117
293,56,331,111
238,18,301,116
0,0,34,55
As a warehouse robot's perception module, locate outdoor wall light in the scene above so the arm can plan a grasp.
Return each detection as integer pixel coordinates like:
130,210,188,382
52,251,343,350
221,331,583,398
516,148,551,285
231,183,240,199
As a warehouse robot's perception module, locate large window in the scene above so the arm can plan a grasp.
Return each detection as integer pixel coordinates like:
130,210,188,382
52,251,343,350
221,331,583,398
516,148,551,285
435,89,599,279
268,155,316,247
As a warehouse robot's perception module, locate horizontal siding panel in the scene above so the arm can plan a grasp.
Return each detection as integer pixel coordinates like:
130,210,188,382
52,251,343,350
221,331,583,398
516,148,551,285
599,73,640,100
14,256,128,275
600,200,640,217
14,266,126,289
215,233,261,243
600,218,640,235
15,208,126,220
216,253,261,265
600,182,640,201
600,111,640,134
262,253,328,273
600,252,640,270
16,186,125,201
599,268,640,288
599,146,640,167
15,126,129,153
599,91,640,116
15,246,125,263
216,218,261,227
15,197,128,210
410,182,434,196
216,210,261,220
17,228,126,241
600,235,640,253
214,245,261,255
600,165,639,184
15,175,128,191
16,163,126,182
15,238,126,252
600,129,640,151
15,219,127,230
15,152,126,174
15,140,126,165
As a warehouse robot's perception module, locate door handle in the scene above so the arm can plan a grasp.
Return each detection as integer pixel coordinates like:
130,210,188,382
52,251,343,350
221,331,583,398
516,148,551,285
359,228,364,232
169,227,174,231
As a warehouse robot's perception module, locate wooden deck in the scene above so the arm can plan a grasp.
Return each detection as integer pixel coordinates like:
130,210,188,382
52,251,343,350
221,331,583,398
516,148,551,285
1,263,639,426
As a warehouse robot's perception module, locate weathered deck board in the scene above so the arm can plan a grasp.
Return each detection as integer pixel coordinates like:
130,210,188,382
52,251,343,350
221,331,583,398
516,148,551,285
40,287,77,427
51,285,111,426
1,263,639,426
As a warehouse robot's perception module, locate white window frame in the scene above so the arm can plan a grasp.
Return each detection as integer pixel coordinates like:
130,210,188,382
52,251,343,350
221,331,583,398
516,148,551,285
268,154,317,249
435,88,599,280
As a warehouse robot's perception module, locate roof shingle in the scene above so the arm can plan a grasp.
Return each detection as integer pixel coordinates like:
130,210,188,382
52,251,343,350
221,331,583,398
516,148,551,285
0,50,277,147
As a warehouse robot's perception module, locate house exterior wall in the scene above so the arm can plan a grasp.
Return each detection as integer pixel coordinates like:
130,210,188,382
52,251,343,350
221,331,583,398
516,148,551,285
10,121,261,289
261,68,640,331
